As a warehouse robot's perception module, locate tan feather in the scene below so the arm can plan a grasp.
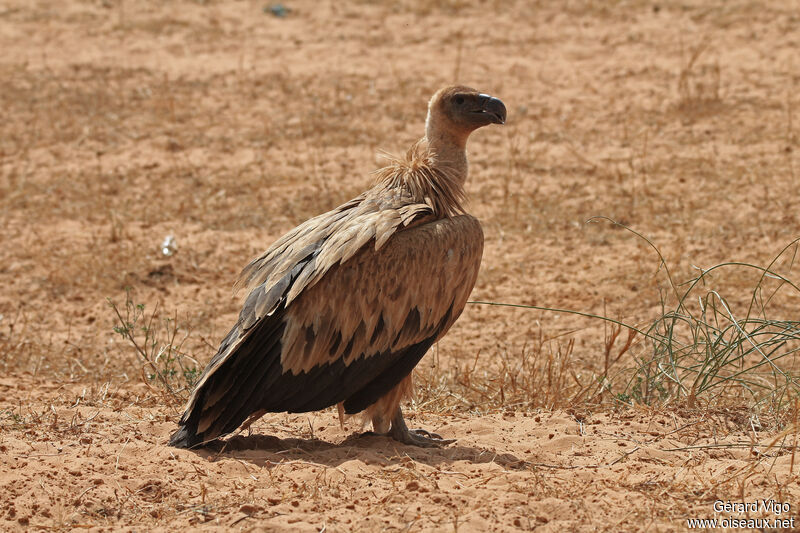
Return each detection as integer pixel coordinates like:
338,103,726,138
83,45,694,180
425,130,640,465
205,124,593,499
279,215,482,374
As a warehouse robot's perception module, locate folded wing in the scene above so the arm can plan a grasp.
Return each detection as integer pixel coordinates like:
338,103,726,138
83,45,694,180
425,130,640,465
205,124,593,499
169,213,483,448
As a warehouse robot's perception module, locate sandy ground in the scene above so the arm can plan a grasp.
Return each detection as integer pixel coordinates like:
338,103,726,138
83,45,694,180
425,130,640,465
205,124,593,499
2,374,798,531
1,0,800,530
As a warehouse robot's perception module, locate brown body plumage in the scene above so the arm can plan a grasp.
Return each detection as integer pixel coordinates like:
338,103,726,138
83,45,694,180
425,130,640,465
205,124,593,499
170,86,506,448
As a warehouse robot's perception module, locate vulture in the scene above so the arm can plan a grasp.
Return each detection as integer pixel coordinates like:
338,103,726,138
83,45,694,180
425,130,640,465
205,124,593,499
169,85,506,448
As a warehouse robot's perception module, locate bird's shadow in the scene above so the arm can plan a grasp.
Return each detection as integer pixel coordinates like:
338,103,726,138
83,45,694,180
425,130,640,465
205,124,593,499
192,432,527,471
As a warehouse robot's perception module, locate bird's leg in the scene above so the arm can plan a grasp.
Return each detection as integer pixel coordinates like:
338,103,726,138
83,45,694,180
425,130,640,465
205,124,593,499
370,412,391,434
389,406,455,447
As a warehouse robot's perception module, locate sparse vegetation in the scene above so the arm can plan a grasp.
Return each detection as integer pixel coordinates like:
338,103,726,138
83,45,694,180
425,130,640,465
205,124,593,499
623,241,800,416
433,224,800,429
676,37,723,119
108,289,198,406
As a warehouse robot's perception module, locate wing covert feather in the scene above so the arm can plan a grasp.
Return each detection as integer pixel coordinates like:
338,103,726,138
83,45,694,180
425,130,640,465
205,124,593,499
280,214,483,375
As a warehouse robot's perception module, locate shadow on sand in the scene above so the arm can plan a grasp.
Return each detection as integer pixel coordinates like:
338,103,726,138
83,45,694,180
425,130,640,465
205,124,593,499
191,432,527,471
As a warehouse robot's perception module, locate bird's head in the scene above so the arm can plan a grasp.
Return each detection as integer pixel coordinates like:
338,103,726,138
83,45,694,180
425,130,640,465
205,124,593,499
425,86,506,153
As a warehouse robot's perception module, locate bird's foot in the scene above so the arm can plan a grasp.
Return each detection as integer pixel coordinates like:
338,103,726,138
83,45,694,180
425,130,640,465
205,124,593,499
391,425,455,447
359,428,453,447
388,406,455,447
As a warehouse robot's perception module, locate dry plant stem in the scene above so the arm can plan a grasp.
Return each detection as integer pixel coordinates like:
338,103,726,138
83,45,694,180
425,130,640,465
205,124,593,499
109,298,174,397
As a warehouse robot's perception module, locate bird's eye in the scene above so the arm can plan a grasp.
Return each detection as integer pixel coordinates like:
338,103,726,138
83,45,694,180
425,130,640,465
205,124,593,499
454,96,465,105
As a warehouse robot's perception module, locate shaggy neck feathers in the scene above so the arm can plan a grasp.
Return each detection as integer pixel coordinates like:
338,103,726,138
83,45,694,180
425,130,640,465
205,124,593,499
374,140,467,218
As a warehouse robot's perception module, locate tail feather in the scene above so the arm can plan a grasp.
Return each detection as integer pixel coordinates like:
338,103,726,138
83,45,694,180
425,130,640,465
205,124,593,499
168,318,284,449
168,389,207,448
168,424,199,449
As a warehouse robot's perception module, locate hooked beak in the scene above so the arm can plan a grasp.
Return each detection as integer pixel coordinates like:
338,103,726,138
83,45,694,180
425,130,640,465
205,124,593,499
477,93,507,125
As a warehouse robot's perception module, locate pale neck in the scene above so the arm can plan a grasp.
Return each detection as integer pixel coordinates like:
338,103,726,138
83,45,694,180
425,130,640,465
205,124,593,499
424,113,469,181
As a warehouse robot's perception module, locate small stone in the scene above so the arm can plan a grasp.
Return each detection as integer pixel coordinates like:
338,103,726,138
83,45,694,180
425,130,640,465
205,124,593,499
264,4,290,17
239,504,262,514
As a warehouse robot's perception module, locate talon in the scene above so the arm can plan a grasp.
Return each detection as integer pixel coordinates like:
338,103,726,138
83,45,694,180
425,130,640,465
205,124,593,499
410,428,446,440
410,428,454,445
387,407,455,448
